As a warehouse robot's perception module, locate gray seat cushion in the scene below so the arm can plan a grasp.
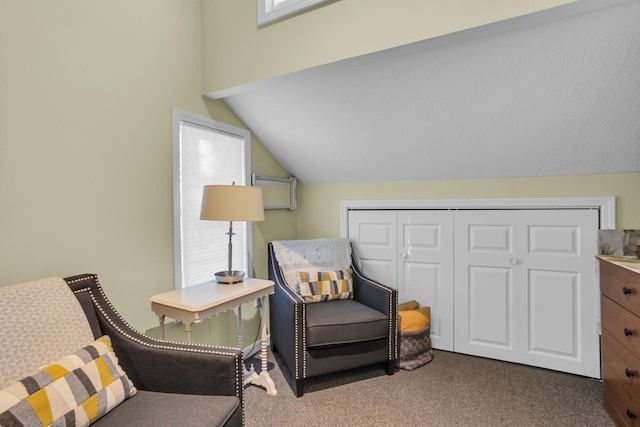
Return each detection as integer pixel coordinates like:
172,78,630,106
306,299,388,348
93,390,239,427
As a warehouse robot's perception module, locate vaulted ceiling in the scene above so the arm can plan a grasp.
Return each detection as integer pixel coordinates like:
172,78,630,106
220,1,640,184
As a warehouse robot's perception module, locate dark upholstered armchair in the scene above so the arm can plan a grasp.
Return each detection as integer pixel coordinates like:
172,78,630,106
268,239,398,397
0,274,243,426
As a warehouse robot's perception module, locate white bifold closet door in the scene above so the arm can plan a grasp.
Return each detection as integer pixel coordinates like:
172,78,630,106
348,210,454,351
349,208,600,378
453,209,600,378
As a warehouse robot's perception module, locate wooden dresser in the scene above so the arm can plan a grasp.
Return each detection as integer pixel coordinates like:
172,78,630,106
600,256,640,426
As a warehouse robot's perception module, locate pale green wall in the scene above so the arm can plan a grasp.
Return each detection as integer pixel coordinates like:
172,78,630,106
2,1,636,350
0,0,296,340
297,173,640,239
202,0,579,94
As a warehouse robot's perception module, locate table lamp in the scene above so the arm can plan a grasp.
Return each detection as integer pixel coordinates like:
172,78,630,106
200,183,264,284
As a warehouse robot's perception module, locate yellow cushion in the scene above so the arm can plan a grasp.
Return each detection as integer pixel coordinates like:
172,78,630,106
398,300,419,311
399,306,431,332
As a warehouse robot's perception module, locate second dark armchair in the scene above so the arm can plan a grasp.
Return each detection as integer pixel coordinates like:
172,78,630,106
268,239,398,397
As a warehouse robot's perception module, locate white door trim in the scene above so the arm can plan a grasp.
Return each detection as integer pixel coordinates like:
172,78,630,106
340,197,616,237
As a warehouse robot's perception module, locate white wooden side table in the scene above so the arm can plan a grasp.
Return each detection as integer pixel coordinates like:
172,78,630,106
149,278,277,395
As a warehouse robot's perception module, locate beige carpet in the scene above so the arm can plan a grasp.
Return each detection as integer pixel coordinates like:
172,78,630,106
243,349,613,427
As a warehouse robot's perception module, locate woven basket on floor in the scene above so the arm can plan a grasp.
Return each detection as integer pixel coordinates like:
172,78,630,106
398,327,434,371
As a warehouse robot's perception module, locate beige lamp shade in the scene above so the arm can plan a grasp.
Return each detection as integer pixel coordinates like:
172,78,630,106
200,185,265,222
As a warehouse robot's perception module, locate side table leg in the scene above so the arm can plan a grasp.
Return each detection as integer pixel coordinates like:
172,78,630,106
158,315,166,340
245,295,277,396
238,305,253,382
237,305,244,358
184,322,192,344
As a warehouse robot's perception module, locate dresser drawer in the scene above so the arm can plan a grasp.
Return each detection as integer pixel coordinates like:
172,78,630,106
602,296,640,358
604,361,640,427
606,399,635,427
600,259,640,315
603,329,640,401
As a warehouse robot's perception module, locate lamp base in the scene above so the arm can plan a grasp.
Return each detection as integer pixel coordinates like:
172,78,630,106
215,270,245,284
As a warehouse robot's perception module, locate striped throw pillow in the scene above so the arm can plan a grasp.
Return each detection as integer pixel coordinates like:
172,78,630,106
296,269,353,303
0,335,136,427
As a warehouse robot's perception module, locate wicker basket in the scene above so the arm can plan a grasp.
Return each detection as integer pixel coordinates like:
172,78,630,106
398,327,434,371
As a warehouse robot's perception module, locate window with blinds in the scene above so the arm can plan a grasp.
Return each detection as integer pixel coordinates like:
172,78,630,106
172,109,252,288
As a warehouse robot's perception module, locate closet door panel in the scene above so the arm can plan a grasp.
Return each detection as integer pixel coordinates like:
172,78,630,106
454,212,520,359
467,265,514,349
403,262,438,305
398,211,454,351
520,209,600,378
528,269,578,355
348,210,398,288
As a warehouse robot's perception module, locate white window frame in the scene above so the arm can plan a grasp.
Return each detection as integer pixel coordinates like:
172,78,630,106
171,108,253,289
258,0,336,26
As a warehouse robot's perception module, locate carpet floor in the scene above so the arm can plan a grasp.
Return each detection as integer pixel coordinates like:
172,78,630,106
243,349,613,427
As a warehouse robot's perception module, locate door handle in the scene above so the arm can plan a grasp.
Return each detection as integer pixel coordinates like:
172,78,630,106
400,252,407,259
509,258,518,265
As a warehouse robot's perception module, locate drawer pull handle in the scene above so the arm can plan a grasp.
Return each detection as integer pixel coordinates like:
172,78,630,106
627,409,637,419
626,368,635,378
624,287,633,295
625,328,634,337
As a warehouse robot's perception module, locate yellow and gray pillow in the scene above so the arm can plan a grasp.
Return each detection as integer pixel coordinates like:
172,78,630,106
296,269,353,303
0,335,136,427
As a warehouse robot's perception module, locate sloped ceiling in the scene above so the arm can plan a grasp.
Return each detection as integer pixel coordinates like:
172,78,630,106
220,1,640,184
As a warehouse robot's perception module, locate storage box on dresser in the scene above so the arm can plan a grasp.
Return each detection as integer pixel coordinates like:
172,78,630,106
600,256,640,426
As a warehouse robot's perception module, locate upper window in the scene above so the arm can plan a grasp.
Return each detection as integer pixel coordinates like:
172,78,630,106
172,109,252,289
258,0,336,26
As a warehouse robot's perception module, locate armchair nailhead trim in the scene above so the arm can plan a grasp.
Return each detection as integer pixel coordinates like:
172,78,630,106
67,275,244,413
271,279,303,381
393,292,399,358
69,277,240,355
301,301,306,379
236,354,244,425
269,252,307,381
352,264,398,360
294,298,300,380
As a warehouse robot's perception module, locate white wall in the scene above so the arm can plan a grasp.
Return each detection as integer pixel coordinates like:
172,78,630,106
202,0,582,95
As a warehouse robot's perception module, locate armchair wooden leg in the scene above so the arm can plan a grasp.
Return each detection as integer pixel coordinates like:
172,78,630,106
295,379,304,397
386,360,395,375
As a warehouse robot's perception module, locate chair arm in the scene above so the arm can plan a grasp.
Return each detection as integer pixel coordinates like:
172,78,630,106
103,323,243,397
267,244,305,381
65,274,243,399
350,264,399,361
351,264,397,317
